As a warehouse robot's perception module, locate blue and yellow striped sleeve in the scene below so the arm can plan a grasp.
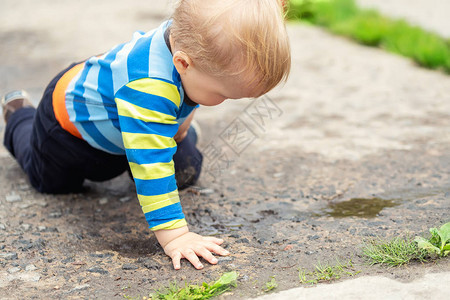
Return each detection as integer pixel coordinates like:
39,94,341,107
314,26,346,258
115,77,187,231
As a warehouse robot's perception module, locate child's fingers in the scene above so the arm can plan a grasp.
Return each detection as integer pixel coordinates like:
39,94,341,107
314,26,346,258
195,247,218,265
205,243,230,256
171,252,182,270
181,249,203,269
202,236,224,245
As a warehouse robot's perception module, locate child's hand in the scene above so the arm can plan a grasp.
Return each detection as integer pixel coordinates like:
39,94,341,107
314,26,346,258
164,232,229,270
155,226,230,270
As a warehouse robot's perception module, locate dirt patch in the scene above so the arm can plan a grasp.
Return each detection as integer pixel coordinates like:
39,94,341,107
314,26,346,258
1,142,449,299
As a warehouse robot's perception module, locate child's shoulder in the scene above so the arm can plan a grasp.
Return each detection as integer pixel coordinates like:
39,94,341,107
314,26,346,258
114,20,176,86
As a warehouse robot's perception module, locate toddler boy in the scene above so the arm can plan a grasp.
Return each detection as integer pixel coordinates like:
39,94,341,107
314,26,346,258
2,0,291,269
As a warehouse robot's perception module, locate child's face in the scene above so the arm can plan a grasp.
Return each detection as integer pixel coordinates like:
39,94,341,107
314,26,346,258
181,66,260,106
173,51,261,106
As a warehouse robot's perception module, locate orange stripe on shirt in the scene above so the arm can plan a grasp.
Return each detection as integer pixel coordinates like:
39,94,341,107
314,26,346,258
52,63,84,139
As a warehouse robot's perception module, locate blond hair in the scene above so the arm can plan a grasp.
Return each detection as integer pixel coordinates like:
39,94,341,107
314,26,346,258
171,0,291,95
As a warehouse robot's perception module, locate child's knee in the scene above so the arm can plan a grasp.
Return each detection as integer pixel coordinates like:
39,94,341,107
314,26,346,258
173,130,203,189
175,151,203,190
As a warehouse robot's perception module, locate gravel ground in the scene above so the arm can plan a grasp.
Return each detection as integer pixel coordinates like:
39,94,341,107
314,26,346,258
1,0,449,299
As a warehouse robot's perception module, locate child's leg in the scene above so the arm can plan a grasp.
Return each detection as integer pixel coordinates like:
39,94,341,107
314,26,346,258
2,84,87,193
3,65,129,194
30,91,128,192
3,106,35,173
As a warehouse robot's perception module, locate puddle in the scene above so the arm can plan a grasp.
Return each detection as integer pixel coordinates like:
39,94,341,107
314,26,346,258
317,198,401,218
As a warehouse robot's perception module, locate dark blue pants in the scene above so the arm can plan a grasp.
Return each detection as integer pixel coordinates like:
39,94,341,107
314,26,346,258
3,66,203,194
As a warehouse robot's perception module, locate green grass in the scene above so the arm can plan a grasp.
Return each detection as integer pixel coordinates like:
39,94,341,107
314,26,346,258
362,236,428,266
148,271,238,300
298,258,360,284
287,0,450,73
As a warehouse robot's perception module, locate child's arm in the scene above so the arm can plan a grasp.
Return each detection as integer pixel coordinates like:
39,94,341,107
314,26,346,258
155,226,229,269
115,78,229,269
173,109,194,143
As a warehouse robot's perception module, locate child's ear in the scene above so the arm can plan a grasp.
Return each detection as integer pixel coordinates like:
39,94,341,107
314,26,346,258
173,51,192,75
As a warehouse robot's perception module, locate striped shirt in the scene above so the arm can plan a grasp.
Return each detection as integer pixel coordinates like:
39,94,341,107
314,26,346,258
63,21,196,231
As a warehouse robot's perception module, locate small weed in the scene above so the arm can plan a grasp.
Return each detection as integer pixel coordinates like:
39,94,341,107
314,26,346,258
263,276,278,292
415,221,450,258
298,258,360,284
150,271,238,300
362,236,427,266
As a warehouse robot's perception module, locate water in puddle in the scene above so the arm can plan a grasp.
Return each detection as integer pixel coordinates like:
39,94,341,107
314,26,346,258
318,198,401,218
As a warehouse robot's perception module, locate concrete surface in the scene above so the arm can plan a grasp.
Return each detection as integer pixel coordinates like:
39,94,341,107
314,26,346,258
254,272,450,300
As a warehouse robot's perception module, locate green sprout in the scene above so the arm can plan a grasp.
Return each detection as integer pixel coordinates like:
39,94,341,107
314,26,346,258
415,222,450,258
263,276,278,292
